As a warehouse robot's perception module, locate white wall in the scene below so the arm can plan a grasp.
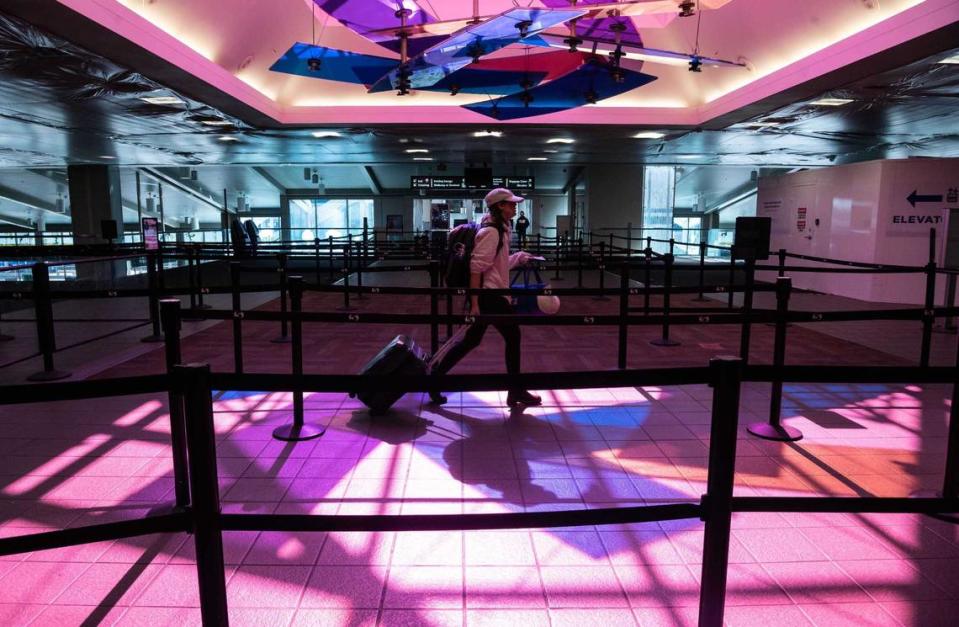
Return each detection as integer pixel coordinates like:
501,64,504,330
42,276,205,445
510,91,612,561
525,194,568,236
756,158,959,304
585,165,644,231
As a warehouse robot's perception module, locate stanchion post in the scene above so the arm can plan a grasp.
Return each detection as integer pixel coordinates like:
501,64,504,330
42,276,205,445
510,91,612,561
445,291,453,341
230,262,244,374
651,253,680,347
176,364,229,626
626,222,632,259
429,260,439,355
777,248,786,278
727,256,736,310
337,245,356,312
693,240,709,302
195,246,210,310
942,335,959,499
271,254,291,343
355,237,366,300
738,256,756,364
748,277,802,441
142,252,164,342
669,237,675,256
160,299,190,509
328,235,334,283
577,238,584,288
593,241,610,301
646,235,652,252
273,276,325,442
27,262,70,381
362,217,369,266
618,263,629,369
187,248,197,310
608,232,614,258
552,230,565,281
698,356,743,627
643,247,651,316
920,259,936,367
314,237,322,283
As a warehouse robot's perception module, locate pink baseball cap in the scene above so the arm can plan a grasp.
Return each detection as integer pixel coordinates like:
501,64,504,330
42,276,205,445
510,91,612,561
484,187,524,207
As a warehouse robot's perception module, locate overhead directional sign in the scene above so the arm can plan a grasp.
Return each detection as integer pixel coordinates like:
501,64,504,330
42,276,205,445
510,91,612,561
907,190,944,207
410,176,535,190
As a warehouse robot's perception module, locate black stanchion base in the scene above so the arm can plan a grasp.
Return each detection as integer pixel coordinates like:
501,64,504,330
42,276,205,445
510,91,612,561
0,333,14,342
141,334,165,343
272,423,325,442
650,337,681,347
27,368,71,382
270,336,293,344
747,422,803,442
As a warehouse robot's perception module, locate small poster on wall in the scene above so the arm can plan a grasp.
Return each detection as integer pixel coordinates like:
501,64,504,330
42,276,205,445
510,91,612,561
142,217,159,250
386,214,404,232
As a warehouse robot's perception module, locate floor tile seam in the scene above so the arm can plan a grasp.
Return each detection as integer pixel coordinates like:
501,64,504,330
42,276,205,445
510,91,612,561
21,558,97,607
753,559,863,609
828,557,953,604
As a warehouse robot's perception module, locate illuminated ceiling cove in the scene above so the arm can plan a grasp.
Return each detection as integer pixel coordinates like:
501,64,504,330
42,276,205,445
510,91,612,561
52,0,957,125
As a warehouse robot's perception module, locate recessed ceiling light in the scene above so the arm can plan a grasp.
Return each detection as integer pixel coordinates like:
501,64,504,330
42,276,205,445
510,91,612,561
200,120,234,127
311,131,342,138
98,155,116,159
546,138,575,144
405,148,430,154
743,122,779,129
473,130,503,138
937,53,959,64
543,150,559,154
632,131,666,139
676,155,698,160
413,157,433,161
140,96,185,106
218,136,240,142
527,157,548,161
808,98,854,106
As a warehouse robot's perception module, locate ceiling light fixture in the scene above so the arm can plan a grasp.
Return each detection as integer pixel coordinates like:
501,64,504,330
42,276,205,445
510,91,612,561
546,138,575,144
632,131,665,139
938,53,959,64
473,130,503,138
311,131,342,138
218,136,240,142
140,96,185,106
528,157,548,161
413,157,433,161
405,148,430,153
98,155,116,159
678,1,696,17
544,150,559,154
808,98,854,106
200,120,234,127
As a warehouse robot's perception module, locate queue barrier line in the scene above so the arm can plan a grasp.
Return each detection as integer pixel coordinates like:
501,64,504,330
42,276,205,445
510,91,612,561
0,356,956,625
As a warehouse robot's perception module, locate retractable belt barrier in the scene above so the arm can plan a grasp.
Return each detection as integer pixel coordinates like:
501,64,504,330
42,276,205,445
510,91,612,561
2,359,959,627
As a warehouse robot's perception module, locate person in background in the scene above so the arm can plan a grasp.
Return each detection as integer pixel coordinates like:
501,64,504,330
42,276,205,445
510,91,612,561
515,210,530,248
430,188,541,408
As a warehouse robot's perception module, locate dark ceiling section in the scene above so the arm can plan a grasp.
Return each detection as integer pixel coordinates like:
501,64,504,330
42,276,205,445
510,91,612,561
0,9,957,170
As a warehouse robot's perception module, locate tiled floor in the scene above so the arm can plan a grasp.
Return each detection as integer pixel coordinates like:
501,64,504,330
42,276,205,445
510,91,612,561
0,378,957,626
2,270,958,625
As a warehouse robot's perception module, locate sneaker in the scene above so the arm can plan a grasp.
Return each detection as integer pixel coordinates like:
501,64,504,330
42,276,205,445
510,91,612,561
429,391,448,406
506,390,541,407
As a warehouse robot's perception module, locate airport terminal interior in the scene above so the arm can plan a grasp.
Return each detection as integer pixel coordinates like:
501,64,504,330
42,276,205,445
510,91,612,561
2,0,959,625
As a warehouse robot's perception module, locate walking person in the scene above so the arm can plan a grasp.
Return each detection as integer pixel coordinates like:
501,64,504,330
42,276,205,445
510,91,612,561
430,188,542,408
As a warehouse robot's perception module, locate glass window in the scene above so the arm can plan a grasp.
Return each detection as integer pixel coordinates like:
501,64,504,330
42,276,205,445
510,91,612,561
643,166,676,255
672,217,701,255
290,198,375,242
251,216,282,243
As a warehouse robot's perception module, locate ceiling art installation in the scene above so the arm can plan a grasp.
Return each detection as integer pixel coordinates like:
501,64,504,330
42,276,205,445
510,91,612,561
271,0,744,120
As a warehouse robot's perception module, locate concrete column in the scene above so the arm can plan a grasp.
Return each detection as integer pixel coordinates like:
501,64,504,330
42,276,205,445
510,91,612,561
585,165,644,232
67,164,125,280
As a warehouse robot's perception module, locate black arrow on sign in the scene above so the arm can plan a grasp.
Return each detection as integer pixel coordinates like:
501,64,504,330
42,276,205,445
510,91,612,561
907,190,944,207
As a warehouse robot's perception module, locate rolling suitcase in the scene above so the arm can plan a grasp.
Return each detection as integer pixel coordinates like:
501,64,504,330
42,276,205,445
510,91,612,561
355,335,428,415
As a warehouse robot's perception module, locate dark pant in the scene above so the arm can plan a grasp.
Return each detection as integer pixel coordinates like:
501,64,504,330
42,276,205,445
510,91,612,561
517,230,528,247
431,294,522,391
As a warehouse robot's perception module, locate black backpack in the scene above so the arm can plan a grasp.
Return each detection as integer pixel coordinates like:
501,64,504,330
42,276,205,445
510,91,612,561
444,222,503,288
